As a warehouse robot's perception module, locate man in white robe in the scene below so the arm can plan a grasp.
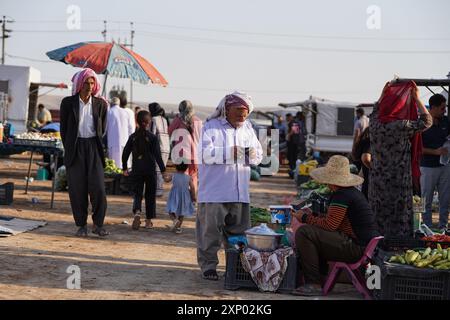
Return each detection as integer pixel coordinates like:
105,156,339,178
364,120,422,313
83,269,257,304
120,97,136,168
107,97,129,168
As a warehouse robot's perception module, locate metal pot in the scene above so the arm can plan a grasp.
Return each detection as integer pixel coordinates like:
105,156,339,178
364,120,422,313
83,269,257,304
245,232,282,251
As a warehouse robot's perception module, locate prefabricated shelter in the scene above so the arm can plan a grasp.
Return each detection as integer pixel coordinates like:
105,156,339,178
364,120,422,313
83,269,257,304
0,65,41,133
0,65,68,133
280,96,371,154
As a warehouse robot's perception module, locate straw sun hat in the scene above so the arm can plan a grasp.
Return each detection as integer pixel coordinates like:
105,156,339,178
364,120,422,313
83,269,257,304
309,155,364,187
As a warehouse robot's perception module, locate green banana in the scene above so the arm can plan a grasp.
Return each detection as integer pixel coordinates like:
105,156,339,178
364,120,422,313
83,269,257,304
422,247,431,259
389,255,399,263
410,252,420,263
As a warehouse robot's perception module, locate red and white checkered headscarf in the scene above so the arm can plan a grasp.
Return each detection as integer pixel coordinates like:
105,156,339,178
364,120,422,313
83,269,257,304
71,68,102,96
207,91,254,121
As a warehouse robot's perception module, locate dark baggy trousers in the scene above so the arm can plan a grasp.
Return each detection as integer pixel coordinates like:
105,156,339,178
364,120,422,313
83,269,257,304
131,173,157,219
66,138,107,228
295,225,364,284
196,203,250,273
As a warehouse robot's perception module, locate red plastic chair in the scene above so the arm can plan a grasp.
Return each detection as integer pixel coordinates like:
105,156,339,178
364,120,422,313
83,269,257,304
322,236,384,300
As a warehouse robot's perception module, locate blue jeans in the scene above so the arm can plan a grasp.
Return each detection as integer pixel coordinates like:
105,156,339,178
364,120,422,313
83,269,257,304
420,166,450,229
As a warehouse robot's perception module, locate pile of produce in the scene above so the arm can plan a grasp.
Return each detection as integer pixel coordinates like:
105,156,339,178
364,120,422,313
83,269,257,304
421,234,450,242
104,158,123,176
250,206,271,225
15,132,60,141
421,234,450,249
300,180,331,195
388,244,450,270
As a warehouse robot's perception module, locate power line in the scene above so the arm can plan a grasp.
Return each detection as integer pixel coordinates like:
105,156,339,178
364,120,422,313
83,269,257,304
12,19,450,41
132,21,450,42
135,30,450,54
13,29,109,33
167,85,361,95
5,53,58,63
10,28,450,54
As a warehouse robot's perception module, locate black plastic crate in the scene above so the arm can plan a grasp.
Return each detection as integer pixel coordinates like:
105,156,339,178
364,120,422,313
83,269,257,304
104,175,121,195
224,249,298,294
373,249,450,300
380,238,423,252
0,182,14,205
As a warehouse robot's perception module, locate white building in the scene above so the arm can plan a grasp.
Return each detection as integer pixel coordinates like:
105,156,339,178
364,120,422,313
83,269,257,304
0,65,41,133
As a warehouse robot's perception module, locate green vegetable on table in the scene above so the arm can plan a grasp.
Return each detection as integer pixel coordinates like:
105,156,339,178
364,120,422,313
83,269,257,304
104,158,123,176
250,206,271,224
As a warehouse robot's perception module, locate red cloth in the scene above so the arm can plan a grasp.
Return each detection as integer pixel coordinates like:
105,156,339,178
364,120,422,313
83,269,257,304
378,81,422,186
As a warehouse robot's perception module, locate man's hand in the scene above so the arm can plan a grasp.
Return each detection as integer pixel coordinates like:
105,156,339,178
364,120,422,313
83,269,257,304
249,147,256,161
232,146,245,161
123,169,130,177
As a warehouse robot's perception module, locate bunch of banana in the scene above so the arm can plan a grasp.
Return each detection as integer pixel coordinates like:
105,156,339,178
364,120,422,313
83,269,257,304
388,244,450,270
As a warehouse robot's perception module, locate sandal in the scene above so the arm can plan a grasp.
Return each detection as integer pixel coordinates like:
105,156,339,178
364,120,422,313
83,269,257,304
202,270,219,281
75,226,88,237
165,219,177,231
175,227,182,234
132,215,141,230
92,227,110,237
291,284,323,296
145,220,154,229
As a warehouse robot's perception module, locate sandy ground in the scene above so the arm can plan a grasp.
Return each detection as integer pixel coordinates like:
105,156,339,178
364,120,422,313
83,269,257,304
0,153,361,300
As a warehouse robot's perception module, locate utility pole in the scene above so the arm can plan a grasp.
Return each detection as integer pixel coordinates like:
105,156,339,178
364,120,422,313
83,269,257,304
1,16,14,65
130,22,134,108
101,20,107,42
122,22,135,108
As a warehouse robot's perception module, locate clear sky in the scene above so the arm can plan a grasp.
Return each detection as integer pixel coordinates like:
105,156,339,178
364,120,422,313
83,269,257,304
1,0,450,108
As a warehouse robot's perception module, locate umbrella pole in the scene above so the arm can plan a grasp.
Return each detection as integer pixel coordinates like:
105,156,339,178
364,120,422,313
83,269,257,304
102,73,108,97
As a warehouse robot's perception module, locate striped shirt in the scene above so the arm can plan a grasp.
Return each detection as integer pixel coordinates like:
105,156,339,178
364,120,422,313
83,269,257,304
302,187,378,246
305,202,356,239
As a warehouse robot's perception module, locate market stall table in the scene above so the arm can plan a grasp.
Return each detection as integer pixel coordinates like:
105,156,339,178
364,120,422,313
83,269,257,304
0,143,63,209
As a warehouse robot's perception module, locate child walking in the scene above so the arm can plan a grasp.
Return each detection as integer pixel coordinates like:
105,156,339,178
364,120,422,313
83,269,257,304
166,162,196,234
122,110,167,230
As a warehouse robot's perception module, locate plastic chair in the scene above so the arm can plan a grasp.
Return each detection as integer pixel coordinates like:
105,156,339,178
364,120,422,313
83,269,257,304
322,236,384,300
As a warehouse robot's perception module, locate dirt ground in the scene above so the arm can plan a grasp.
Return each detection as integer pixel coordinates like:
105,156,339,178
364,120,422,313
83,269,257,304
0,153,361,300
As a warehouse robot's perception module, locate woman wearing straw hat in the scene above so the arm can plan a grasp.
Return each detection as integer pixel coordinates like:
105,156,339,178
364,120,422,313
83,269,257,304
290,155,378,296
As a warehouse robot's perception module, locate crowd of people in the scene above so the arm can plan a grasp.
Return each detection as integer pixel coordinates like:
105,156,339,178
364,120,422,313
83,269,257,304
56,68,449,295
59,68,263,281
288,81,450,296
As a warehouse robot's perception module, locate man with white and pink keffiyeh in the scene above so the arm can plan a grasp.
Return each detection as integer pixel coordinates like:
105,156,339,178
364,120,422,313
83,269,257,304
60,68,110,237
